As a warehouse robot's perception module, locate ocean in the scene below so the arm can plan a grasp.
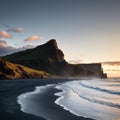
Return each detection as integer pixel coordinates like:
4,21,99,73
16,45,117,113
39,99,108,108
17,78,120,120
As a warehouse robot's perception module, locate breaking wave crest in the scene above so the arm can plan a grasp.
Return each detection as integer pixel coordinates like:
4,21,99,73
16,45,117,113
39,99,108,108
55,79,120,120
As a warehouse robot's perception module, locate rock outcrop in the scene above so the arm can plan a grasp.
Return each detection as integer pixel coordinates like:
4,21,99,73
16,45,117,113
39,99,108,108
2,39,107,78
0,58,50,80
76,63,107,78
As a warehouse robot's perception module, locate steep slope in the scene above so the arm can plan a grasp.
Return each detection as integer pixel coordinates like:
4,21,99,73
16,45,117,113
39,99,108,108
3,39,107,78
0,58,50,80
2,39,67,75
3,39,64,61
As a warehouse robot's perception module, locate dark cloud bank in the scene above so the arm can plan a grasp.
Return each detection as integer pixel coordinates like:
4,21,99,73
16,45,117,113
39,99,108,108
0,40,34,56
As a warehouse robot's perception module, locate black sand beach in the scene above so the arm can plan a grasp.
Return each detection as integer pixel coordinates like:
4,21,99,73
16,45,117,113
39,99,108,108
0,79,93,120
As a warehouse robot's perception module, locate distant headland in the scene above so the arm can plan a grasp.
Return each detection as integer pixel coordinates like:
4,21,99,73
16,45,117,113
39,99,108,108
0,39,107,80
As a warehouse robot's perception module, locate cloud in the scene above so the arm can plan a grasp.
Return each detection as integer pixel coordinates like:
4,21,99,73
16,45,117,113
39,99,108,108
22,45,35,49
0,40,7,47
0,24,24,32
0,24,10,29
24,35,41,42
68,59,83,64
105,69,120,71
0,31,12,38
102,61,120,66
0,40,35,56
7,27,24,32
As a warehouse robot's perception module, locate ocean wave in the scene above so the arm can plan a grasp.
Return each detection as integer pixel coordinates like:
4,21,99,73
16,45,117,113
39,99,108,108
64,85,120,109
17,84,55,120
55,79,120,120
80,81,120,95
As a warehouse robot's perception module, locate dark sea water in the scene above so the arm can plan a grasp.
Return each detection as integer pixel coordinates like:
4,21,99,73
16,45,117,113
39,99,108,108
16,78,120,120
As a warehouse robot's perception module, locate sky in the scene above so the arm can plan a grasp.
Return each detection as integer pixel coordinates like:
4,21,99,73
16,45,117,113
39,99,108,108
0,0,120,77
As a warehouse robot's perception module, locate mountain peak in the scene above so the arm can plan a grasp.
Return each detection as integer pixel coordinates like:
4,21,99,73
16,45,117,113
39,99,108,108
43,39,58,49
47,39,57,44
2,40,107,78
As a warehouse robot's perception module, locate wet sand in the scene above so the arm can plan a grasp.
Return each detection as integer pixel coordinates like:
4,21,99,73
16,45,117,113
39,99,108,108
0,79,93,120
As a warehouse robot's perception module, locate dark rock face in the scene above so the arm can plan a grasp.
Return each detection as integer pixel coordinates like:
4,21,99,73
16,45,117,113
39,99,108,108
2,39,66,75
2,39,107,78
77,63,107,78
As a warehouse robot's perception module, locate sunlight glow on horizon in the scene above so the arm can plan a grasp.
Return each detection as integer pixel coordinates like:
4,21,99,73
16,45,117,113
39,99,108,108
65,56,120,78
102,65,120,78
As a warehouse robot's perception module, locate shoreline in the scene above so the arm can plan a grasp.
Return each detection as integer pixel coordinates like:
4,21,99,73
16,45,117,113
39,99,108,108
0,79,93,120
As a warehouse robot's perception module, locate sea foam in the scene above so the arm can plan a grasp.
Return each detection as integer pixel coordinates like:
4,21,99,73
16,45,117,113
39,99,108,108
55,79,120,120
17,84,55,120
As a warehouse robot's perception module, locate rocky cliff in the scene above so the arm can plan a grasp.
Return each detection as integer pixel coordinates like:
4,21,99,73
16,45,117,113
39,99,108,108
2,39,107,78
0,58,50,80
